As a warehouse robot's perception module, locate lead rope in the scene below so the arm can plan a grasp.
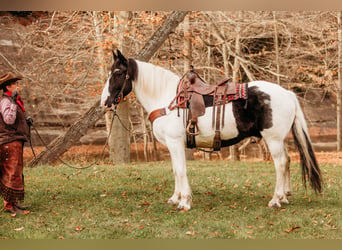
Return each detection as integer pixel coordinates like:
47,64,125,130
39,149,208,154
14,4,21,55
29,109,116,171
29,108,153,172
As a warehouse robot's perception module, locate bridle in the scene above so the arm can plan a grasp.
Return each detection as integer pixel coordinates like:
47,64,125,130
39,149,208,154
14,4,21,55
111,60,131,110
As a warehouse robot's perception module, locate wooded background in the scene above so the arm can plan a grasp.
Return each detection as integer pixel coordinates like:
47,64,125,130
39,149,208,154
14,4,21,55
0,11,340,165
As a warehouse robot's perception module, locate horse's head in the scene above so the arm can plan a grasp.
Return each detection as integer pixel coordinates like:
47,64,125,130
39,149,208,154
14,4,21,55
102,49,137,109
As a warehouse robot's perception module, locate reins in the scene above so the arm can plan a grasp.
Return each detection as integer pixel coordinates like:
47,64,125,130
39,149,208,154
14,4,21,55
28,110,116,170
27,60,151,171
28,107,152,171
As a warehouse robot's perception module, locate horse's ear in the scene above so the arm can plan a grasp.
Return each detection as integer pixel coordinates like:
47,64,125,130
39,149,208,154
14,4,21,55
116,49,127,63
113,50,119,60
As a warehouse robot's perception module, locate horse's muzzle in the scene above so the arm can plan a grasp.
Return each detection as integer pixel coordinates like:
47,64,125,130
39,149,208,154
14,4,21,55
104,96,114,108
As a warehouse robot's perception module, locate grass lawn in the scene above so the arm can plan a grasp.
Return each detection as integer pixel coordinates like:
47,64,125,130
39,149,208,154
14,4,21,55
0,160,341,239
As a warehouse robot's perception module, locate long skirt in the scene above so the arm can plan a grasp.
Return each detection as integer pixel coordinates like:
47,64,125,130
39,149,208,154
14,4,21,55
0,141,24,203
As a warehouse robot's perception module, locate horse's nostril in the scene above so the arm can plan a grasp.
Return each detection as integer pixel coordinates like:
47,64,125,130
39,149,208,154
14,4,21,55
105,99,112,108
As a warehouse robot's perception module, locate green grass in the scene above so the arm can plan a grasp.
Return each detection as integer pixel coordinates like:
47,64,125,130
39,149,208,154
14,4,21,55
0,160,341,239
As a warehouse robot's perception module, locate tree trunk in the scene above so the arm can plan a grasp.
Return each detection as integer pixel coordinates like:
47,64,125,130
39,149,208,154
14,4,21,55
273,11,280,85
337,11,342,151
229,12,242,162
27,11,188,167
92,11,107,83
27,100,105,167
108,99,130,163
107,11,132,164
183,14,195,161
136,11,188,61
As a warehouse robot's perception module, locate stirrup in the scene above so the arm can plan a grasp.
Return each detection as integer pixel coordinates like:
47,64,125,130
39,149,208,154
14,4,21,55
186,121,199,136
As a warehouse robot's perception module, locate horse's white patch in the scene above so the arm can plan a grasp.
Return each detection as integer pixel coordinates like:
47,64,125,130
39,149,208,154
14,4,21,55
100,78,110,106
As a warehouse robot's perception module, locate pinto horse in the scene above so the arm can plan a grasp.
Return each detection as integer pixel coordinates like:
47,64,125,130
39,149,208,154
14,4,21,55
101,49,322,210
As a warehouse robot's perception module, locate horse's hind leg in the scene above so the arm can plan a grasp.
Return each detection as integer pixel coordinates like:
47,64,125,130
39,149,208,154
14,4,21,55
266,139,291,208
165,137,192,211
284,147,292,197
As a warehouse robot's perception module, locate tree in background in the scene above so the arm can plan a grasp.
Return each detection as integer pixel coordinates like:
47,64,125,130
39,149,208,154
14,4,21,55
24,11,188,167
0,11,341,166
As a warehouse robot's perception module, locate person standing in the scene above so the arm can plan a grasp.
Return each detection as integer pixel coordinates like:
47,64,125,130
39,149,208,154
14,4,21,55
0,72,32,214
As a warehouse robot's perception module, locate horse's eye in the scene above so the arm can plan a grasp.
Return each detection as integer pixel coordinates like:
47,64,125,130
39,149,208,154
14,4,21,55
113,69,122,75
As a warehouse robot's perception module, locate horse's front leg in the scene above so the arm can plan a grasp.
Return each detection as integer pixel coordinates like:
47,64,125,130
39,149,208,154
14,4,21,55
165,137,192,211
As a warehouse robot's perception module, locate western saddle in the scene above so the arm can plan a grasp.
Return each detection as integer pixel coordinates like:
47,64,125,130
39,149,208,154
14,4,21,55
168,68,247,151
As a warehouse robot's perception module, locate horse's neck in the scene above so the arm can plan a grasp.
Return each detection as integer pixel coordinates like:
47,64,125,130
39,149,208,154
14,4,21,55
133,61,180,114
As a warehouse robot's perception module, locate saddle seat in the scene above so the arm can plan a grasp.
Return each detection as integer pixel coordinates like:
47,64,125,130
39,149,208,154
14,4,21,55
186,71,236,96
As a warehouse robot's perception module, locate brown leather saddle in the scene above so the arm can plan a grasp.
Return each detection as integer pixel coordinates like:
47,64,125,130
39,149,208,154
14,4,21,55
168,69,247,151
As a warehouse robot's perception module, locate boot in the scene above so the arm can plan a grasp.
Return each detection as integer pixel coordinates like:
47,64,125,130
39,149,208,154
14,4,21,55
14,203,30,210
3,200,20,214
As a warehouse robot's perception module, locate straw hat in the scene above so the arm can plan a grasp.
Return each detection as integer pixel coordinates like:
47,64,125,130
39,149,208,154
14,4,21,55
0,72,23,89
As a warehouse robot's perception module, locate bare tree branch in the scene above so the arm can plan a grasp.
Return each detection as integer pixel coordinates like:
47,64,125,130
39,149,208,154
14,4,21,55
27,11,188,167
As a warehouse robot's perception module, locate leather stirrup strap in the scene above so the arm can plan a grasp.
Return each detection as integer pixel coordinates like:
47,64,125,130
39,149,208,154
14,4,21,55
213,94,222,151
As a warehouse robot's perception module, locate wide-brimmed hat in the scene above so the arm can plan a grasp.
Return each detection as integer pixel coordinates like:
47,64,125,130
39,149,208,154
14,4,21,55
0,72,23,89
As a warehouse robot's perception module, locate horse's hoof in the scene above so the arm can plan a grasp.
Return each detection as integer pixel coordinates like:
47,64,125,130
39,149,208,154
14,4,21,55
167,198,180,205
177,203,191,211
280,198,289,204
268,201,281,208
285,191,292,197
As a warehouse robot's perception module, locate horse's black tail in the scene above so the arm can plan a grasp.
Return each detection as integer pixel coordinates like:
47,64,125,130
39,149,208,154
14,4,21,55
292,96,322,193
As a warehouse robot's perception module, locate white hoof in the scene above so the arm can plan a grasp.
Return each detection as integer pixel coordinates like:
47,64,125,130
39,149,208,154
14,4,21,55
168,194,180,205
177,203,191,211
280,197,289,204
268,200,281,208
285,191,292,197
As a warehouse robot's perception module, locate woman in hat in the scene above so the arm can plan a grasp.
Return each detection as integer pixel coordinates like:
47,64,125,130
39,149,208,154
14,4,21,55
0,72,32,214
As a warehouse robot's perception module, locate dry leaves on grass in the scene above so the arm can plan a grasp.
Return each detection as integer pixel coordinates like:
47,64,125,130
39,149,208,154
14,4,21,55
284,226,301,233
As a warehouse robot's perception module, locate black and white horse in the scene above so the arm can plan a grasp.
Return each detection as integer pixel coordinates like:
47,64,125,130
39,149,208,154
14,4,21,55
101,49,322,210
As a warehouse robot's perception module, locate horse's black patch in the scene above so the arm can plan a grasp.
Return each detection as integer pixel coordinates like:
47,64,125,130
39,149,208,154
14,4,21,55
221,85,272,147
105,51,138,107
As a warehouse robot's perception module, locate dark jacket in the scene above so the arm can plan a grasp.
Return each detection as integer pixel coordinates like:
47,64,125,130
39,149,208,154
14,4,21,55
0,95,29,145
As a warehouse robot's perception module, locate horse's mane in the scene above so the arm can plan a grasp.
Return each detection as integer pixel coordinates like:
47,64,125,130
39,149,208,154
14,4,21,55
134,60,180,100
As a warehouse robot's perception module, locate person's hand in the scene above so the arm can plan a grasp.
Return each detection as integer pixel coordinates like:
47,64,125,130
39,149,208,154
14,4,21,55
26,117,33,126
11,90,18,104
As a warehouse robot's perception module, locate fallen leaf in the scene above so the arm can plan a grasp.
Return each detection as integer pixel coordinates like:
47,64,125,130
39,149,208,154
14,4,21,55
75,225,85,231
14,227,24,231
285,226,301,233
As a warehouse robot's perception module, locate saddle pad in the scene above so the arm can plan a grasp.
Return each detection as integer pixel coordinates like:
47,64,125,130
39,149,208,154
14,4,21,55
227,82,248,102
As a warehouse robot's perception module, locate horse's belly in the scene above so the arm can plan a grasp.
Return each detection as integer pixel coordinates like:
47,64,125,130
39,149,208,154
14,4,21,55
195,106,239,147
